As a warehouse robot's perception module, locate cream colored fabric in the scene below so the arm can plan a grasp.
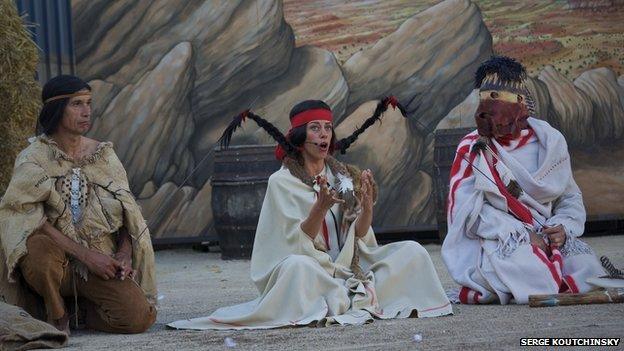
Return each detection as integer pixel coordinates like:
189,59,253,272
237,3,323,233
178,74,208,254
168,166,451,330
0,301,68,350
0,135,157,309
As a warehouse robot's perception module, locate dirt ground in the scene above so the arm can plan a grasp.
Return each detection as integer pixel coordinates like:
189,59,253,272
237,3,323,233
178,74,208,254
63,235,624,351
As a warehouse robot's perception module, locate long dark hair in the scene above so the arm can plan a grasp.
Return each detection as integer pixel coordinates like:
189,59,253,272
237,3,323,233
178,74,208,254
37,75,91,135
335,96,406,154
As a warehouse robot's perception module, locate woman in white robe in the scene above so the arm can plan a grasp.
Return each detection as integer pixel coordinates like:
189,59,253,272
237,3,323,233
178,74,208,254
168,99,452,330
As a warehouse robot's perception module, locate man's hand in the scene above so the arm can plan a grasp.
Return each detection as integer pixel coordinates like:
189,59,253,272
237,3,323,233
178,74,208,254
543,225,566,248
115,227,135,280
83,251,124,280
529,231,549,255
114,250,135,280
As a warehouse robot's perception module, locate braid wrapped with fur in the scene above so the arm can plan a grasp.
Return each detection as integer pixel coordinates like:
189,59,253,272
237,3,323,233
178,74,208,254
218,110,299,157
336,96,407,154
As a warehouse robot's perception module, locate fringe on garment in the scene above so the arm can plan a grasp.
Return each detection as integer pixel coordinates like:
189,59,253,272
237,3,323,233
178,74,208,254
39,135,113,166
494,226,531,259
559,236,594,257
445,288,461,304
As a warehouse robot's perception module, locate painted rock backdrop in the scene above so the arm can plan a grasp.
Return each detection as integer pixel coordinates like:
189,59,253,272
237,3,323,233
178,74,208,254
72,0,624,241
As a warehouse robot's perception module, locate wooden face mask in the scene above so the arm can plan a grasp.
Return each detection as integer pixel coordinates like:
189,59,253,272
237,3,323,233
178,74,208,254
475,90,529,139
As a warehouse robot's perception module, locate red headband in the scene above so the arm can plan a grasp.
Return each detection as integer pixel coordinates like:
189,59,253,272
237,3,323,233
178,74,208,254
275,108,334,160
290,108,333,128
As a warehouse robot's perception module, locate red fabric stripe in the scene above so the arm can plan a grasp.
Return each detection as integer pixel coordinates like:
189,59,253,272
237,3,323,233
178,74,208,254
321,219,329,248
531,245,562,286
420,301,451,313
564,275,579,294
448,151,476,222
485,157,533,224
474,291,481,304
364,284,378,308
459,286,470,304
448,132,478,181
449,144,470,179
515,129,534,149
467,290,475,304
208,318,245,327
464,133,480,142
551,249,563,267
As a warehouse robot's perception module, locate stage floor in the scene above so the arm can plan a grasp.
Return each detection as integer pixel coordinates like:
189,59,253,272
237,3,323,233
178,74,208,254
64,235,624,350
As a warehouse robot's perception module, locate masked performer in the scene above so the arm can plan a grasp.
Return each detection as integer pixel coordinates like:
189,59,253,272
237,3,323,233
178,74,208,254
168,98,452,330
0,75,157,334
442,56,605,304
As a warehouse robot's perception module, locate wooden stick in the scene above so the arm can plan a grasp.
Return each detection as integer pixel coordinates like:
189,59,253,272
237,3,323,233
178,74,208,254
529,288,624,307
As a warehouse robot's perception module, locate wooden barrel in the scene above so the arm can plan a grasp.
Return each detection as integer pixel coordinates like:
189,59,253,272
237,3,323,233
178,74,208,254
211,145,281,259
432,128,474,242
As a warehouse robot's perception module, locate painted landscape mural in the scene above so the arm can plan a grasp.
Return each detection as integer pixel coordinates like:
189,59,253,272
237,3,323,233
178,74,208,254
68,0,624,241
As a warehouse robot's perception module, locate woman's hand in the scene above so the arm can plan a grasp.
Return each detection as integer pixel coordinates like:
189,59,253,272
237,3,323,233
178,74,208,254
355,170,374,238
301,176,344,241
359,169,374,214
314,175,344,211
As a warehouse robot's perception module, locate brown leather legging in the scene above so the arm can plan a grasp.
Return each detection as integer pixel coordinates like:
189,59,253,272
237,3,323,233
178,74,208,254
19,232,156,333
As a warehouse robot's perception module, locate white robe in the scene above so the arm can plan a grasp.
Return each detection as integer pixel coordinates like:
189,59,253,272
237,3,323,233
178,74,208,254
168,165,452,330
442,118,605,304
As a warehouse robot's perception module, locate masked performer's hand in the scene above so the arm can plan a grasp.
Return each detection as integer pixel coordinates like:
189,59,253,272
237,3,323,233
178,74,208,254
529,231,550,255
543,225,566,249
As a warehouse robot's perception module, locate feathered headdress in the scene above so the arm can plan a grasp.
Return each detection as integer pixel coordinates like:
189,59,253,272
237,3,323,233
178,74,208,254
474,55,536,116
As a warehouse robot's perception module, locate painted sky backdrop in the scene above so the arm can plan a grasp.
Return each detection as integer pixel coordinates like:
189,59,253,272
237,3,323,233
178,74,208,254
284,0,624,78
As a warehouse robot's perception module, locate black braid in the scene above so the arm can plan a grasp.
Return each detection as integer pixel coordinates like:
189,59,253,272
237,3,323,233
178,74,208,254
336,96,407,154
218,110,298,157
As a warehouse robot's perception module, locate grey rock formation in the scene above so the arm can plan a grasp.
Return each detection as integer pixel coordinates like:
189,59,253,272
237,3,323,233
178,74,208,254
436,90,478,130
336,102,436,226
338,0,492,226
525,76,554,121
224,46,348,147
538,66,594,145
74,1,349,239
75,0,494,237
574,68,624,142
343,0,492,134
89,42,195,193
